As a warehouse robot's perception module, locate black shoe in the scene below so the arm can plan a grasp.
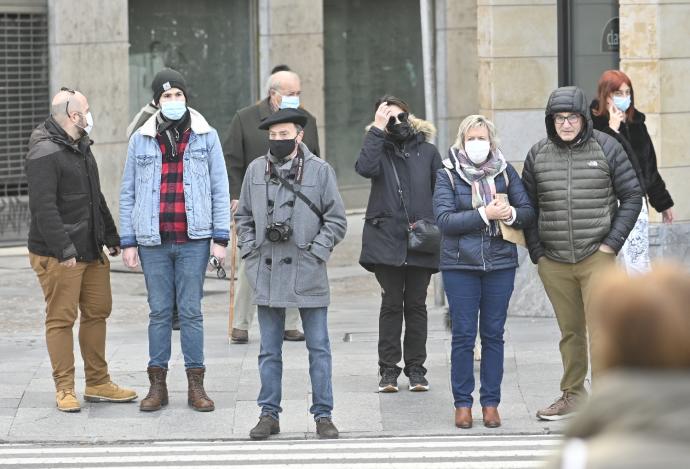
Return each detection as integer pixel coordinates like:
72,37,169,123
316,417,339,439
283,329,305,341
378,367,400,393
249,415,280,440
408,368,429,392
172,309,180,331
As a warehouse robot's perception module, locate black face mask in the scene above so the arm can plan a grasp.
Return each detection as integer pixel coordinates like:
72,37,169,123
269,138,297,161
387,121,413,142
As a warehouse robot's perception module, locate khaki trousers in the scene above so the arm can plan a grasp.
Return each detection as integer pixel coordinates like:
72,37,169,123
537,250,615,397
29,253,112,391
232,257,300,331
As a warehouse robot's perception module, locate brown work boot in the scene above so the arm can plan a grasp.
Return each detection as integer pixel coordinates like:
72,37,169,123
455,407,472,429
56,389,80,413
283,329,305,341
482,406,501,428
536,392,581,421
231,328,248,344
186,367,215,412
140,367,168,412
84,381,137,403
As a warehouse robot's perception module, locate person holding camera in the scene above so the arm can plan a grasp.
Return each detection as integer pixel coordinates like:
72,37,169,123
235,108,347,440
119,69,230,413
355,96,442,394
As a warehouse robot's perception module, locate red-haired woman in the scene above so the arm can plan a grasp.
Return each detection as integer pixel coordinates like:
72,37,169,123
589,70,674,274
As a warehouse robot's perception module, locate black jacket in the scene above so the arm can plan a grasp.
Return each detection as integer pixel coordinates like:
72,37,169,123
522,87,642,264
590,100,674,213
356,117,442,272
26,117,119,262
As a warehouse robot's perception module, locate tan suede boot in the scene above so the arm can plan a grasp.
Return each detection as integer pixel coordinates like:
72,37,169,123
186,368,214,412
84,381,137,403
56,389,80,412
140,367,168,412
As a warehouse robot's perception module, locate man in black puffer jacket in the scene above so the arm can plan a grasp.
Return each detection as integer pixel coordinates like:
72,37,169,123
26,88,136,412
521,86,642,422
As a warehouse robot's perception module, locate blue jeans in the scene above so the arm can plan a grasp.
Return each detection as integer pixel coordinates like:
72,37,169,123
442,267,516,408
139,239,210,369
257,306,333,421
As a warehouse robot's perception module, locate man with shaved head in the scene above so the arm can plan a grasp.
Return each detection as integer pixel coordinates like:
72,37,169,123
224,65,320,344
26,88,137,412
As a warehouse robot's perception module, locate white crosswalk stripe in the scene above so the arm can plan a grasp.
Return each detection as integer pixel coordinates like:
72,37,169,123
0,433,561,468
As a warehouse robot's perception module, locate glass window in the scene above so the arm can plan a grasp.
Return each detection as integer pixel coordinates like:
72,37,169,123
0,7,48,244
559,0,619,101
324,0,425,206
128,0,255,142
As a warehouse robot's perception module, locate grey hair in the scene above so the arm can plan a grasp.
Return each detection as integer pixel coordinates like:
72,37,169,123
294,124,304,134
452,114,500,151
265,70,300,96
50,96,69,119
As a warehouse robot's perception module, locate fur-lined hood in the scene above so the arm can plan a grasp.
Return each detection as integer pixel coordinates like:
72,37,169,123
365,114,436,142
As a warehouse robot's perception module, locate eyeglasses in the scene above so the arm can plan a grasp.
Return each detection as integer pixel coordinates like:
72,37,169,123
553,114,580,125
209,255,226,279
60,87,76,115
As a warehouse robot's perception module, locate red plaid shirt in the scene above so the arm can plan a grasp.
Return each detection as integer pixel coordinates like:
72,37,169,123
157,129,191,243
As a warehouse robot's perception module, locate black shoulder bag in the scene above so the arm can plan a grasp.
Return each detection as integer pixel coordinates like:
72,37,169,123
387,156,440,254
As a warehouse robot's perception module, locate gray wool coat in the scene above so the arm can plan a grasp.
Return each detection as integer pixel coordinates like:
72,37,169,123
235,142,347,308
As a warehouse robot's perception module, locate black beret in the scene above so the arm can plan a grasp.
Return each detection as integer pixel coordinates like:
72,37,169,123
258,108,308,130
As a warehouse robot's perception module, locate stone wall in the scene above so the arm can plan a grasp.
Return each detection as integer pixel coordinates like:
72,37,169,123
259,0,325,158
48,0,129,224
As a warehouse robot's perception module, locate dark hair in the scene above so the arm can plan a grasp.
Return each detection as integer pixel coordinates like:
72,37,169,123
374,95,410,114
270,64,292,74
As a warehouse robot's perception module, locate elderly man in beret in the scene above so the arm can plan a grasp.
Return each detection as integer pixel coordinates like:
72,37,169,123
235,108,347,440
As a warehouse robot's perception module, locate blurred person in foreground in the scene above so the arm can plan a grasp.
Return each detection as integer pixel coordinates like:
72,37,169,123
545,263,690,469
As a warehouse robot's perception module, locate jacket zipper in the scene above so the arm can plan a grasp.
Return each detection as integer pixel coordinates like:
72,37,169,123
480,230,486,271
567,149,575,263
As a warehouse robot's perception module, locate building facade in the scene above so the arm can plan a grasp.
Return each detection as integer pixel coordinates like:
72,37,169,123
2,0,688,261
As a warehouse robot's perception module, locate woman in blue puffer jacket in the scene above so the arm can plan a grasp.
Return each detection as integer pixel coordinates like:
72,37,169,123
433,115,534,430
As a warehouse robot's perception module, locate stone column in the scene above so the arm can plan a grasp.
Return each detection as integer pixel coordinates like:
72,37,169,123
620,0,690,223
435,0,480,154
477,0,557,168
259,0,325,158
477,0,558,317
47,0,129,223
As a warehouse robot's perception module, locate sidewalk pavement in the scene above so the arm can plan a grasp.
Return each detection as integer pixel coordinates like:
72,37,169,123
0,239,570,443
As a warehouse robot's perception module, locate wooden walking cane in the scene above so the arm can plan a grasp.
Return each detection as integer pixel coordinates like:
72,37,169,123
227,214,238,343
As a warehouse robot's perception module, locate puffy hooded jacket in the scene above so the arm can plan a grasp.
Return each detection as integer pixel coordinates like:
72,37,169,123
521,86,642,264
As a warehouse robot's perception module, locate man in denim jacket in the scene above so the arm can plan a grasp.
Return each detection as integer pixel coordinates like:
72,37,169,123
236,108,347,440
119,69,230,413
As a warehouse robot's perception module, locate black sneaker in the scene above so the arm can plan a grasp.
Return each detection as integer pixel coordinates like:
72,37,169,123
378,367,399,393
316,417,339,439
249,415,280,440
409,372,429,392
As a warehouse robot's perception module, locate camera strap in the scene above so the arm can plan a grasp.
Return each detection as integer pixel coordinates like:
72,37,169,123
270,171,324,223
263,154,324,223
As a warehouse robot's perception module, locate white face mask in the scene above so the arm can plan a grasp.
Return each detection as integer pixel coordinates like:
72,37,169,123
464,139,490,165
75,111,94,135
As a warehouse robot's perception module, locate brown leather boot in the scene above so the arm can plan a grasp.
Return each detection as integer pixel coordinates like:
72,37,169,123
455,407,473,429
482,406,501,428
186,368,215,412
140,367,168,412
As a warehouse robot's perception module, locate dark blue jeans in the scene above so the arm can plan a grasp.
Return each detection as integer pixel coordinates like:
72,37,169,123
442,267,516,408
257,306,333,421
138,239,210,369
